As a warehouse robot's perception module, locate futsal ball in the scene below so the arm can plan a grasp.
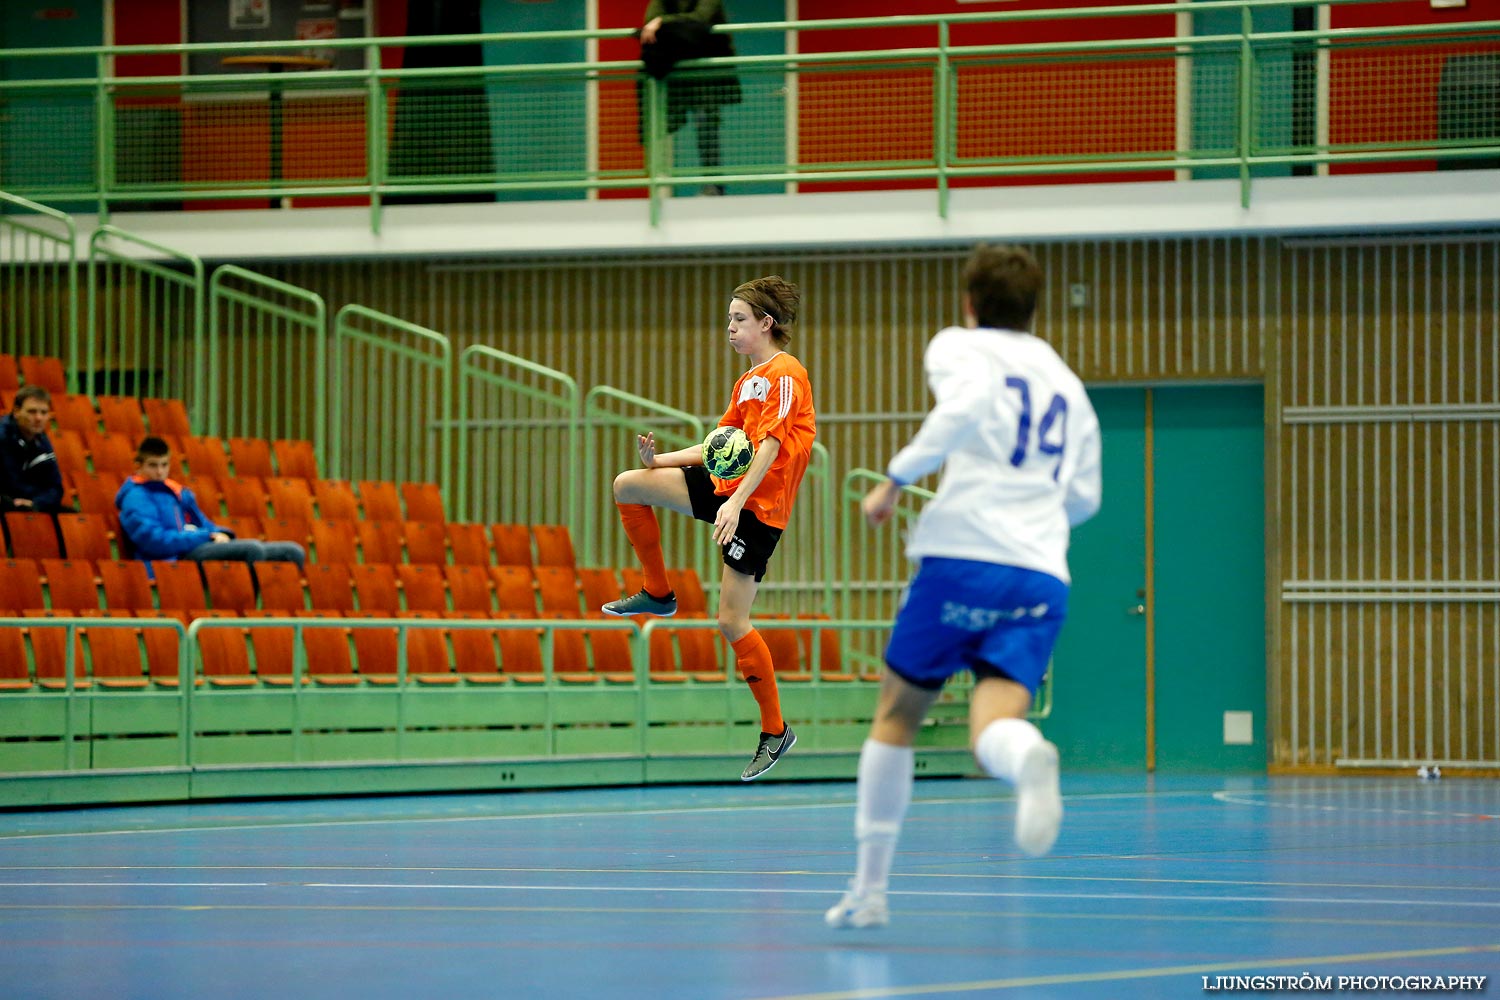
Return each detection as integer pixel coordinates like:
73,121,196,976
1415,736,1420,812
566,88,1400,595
703,426,754,479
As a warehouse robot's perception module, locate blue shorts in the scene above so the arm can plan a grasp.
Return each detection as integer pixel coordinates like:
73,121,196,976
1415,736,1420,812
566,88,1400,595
884,557,1068,695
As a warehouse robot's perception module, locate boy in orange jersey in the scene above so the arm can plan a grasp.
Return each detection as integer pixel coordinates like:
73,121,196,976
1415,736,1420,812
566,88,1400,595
603,276,816,780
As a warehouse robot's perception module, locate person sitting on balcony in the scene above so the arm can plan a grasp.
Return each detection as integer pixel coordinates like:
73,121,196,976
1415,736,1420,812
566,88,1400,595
0,385,71,514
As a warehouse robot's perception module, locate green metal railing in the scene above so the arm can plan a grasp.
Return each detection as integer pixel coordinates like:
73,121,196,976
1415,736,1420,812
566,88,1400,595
85,225,204,409
582,385,706,572
454,345,581,530
0,614,930,775
0,1,1494,228
329,304,452,501
206,265,327,444
0,191,80,384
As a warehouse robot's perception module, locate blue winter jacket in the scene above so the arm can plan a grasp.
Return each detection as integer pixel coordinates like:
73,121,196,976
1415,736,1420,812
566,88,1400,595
115,476,233,564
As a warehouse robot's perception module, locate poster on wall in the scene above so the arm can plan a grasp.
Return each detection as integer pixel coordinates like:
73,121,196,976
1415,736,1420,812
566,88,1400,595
230,0,272,30
190,0,370,75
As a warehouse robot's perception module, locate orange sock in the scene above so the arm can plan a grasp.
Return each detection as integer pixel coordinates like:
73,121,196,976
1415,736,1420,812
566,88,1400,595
731,629,784,735
616,503,671,597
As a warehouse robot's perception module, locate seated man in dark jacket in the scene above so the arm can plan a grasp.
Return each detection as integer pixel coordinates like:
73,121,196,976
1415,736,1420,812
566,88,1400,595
115,436,304,573
0,385,71,513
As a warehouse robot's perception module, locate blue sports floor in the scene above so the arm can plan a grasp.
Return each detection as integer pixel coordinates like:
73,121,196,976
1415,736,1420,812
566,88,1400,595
2,774,1497,999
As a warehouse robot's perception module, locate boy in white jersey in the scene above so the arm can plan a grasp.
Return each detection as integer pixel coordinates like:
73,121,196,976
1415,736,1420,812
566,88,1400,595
826,244,1102,929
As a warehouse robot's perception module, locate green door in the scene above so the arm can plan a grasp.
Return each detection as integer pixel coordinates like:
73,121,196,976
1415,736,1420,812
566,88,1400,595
1044,387,1150,769
1043,385,1266,773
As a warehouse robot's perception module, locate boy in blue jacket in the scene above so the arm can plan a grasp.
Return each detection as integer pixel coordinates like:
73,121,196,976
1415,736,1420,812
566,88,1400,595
115,436,304,573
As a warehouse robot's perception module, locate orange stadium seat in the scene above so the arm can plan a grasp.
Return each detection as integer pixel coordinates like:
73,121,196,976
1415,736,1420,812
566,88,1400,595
0,558,46,610
24,610,89,690
86,431,136,477
585,625,637,684
344,611,399,684
85,611,150,689
350,562,400,612
253,561,307,613
0,355,18,391
195,609,257,688
72,470,123,519
305,563,356,612
541,610,595,684
221,476,268,519
403,521,447,565
240,611,297,686
447,611,503,682
202,561,257,613
5,511,61,560
143,398,193,437
397,563,448,613
444,564,493,613
272,439,319,481
535,565,580,613
98,559,154,611
41,558,101,611
0,623,32,690
400,481,445,523
267,477,315,521
445,522,491,565
134,611,184,686
577,567,621,616
311,519,358,564
667,568,709,615
295,613,360,686
152,561,208,613
50,394,97,436
228,437,274,479
260,517,310,547
96,396,147,440
179,475,223,520
357,480,402,521
20,355,68,394
531,524,576,567
490,523,534,566
489,565,537,613
219,515,263,541
313,479,360,520
52,429,89,486
493,612,546,683
183,436,231,480
58,513,114,562
673,620,724,681
356,519,404,564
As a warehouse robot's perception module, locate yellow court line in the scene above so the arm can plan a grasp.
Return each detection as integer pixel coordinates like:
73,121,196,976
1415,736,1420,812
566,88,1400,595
755,943,1500,1000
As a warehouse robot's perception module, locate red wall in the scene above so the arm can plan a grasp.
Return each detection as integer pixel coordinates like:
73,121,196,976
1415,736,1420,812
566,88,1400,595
1329,1,1499,175
110,0,407,208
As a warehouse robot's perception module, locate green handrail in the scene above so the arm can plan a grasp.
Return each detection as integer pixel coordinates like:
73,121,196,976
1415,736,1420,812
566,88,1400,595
207,265,327,445
455,344,580,529
330,304,453,504
86,225,205,416
583,385,706,570
1,2,1494,224
0,191,79,388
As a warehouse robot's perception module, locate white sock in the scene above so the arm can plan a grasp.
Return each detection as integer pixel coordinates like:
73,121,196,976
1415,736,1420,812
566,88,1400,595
851,738,914,897
973,717,1044,784
975,717,1063,856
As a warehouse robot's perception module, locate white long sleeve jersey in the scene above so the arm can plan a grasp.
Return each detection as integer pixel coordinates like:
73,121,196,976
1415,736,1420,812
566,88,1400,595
886,325,1102,583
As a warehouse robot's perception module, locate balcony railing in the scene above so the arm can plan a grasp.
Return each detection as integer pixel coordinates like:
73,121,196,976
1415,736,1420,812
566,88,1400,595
0,0,1496,231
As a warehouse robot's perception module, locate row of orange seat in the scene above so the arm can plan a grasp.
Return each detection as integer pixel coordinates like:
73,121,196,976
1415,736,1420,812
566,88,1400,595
2,510,577,567
0,557,692,618
50,431,321,486
0,353,68,396
0,608,847,692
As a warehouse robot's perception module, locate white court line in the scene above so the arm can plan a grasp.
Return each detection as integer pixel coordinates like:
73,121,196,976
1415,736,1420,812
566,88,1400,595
7,880,1497,910
1213,789,1499,819
0,788,1220,842
1,865,1496,896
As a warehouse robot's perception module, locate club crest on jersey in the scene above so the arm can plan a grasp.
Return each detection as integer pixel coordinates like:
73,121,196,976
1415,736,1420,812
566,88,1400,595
739,375,771,403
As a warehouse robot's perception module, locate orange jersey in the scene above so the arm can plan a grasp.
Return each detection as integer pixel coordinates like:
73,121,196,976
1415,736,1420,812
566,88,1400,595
713,351,817,529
